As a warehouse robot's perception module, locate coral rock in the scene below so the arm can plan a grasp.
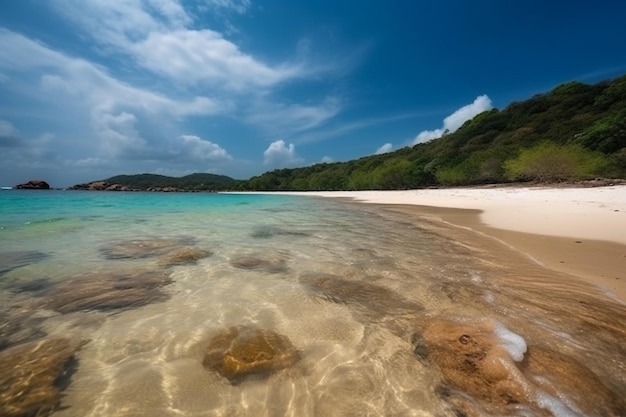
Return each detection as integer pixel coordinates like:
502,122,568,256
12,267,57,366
38,270,172,313
203,326,300,383
0,338,81,417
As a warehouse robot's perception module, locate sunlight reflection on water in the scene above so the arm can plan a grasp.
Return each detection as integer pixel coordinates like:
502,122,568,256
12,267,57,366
0,191,624,417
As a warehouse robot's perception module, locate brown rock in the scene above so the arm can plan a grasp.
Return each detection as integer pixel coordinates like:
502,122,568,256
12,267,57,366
158,247,213,267
203,326,300,384
105,183,129,191
38,270,173,313
299,273,422,315
0,338,81,417
0,251,48,276
88,181,108,190
0,306,47,351
412,317,626,417
230,252,289,273
100,237,193,260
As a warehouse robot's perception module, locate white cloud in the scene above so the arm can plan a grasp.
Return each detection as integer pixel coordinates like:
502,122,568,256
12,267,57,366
375,143,393,155
412,95,493,145
93,110,148,157
73,157,109,167
203,0,251,14
133,29,301,89
321,156,333,163
263,140,304,167
51,1,312,91
0,29,223,160
0,30,220,116
246,97,342,137
176,135,232,161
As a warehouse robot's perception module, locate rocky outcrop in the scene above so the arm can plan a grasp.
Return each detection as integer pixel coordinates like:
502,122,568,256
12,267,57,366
411,317,626,417
68,181,130,191
14,180,50,190
203,326,300,384
68,181,191,192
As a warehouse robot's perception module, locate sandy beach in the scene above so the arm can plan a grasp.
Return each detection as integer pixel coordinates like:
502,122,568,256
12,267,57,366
245,186,626,302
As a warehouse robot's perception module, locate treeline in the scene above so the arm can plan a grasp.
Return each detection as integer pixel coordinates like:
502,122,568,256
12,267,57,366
104,173,236,191
238,75,626,191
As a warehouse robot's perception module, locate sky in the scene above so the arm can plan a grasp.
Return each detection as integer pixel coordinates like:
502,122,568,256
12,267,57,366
1,1,626,187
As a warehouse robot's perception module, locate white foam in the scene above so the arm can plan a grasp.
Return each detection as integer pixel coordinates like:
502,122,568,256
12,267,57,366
493,322,527,362
534,390,583,417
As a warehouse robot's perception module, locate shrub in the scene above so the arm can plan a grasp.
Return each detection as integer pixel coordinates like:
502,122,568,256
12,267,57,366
503,142,610,182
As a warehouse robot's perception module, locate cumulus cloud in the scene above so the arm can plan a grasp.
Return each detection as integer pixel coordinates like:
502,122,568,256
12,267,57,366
134,30,302,89
0,1,355,183
93,110,148,158
321,156,333,163
52,0,310,90
0,29,222,160
412,95,492,144
176,135,232,162
375,143,393,155
263,140,304,167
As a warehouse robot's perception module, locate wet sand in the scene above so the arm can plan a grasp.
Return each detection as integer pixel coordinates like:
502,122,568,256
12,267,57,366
240,186,626,302
386,204,626,303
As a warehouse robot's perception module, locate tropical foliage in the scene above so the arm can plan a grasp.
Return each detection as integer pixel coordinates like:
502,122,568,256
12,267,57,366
98,74,626,191
237,74,626,190
103,173,236,191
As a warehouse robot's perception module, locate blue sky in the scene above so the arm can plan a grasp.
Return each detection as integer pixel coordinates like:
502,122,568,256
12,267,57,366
1,0,625,187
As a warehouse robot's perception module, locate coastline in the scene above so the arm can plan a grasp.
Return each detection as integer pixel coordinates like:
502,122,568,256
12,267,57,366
232,186,626,302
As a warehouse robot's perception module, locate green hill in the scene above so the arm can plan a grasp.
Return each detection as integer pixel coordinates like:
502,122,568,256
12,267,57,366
238,74,626,190
104,173,237,191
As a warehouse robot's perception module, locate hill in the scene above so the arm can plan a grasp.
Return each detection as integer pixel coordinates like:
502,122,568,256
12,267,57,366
238,74,626,190
101,173,237,191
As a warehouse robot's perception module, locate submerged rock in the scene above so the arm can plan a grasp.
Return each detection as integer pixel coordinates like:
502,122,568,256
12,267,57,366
38,270,173,314
411,317,626,417
0,337,81,417
299,273,422,316
99,237,194,260
203,326,300,384
250,226,310,239
0,251,48,276
157,247,213,267
0,306,47,351
230,252,289,273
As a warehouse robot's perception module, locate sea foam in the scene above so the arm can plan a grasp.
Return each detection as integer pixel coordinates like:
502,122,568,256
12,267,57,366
493,322,527,362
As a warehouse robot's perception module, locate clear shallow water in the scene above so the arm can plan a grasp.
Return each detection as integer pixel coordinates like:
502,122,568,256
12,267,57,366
0,190,625,417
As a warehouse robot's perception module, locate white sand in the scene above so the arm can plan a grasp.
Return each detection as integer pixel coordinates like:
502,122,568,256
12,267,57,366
253,186,626,245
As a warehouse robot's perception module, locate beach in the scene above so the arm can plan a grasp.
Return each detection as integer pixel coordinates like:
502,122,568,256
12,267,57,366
2,189,626,416
251,185,626,302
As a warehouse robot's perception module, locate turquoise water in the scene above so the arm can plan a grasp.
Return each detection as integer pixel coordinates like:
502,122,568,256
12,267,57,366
1,190,625,417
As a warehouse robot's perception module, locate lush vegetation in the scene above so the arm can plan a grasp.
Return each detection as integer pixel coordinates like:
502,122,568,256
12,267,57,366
236,74,626,190
103,173,236,191
95,75,625,191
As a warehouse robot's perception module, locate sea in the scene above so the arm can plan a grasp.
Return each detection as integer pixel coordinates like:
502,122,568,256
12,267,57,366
1,190,625,417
